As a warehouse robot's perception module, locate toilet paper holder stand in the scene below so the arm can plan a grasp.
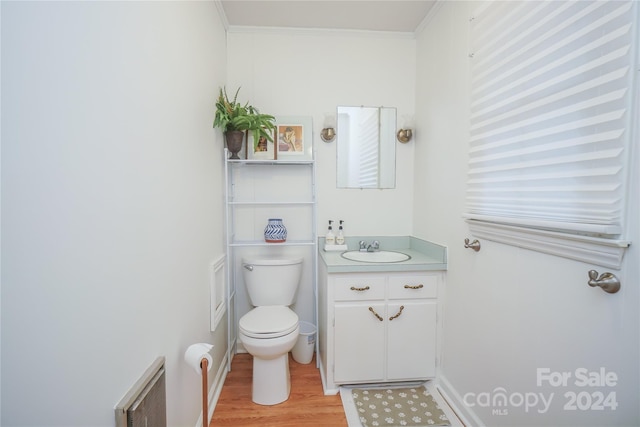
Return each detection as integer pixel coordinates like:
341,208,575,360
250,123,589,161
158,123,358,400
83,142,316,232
200,358,209,426
184,343,214,426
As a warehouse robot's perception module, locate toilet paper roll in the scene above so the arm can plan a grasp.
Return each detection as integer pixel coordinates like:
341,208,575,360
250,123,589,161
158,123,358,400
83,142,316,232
184,343,214,375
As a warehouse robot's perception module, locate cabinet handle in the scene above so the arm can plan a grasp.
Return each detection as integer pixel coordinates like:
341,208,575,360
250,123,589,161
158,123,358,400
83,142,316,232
350,286,370,292
389,305,405,321
368,307,383,321
404,284,423,289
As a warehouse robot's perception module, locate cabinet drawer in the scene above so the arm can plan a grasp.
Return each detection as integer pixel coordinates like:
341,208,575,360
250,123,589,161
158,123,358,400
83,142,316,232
334,276,386,301
388,274,438,299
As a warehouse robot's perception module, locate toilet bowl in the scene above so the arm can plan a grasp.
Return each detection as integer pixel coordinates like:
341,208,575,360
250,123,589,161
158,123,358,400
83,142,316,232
239,306,300,405
239,257,303,405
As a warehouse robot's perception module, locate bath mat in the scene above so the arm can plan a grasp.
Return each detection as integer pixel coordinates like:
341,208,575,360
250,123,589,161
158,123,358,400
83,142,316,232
341,384,451,427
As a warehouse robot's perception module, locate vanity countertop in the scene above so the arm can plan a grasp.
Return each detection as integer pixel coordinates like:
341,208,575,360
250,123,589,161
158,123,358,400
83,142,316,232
318,236,447,273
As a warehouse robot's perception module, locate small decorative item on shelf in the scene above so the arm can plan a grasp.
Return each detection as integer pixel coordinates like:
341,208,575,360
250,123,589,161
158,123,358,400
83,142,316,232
264,218,287,243
225,130,246,159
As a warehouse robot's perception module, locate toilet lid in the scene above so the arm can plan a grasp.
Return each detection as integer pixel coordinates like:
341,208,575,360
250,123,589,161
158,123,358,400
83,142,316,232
239,306,299,339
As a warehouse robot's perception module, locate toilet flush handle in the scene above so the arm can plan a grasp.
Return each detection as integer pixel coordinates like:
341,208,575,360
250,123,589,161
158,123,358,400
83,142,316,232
243,264,254,271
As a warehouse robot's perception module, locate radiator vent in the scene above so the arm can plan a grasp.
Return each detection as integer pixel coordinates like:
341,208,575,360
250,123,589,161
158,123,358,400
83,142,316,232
115,357,167,427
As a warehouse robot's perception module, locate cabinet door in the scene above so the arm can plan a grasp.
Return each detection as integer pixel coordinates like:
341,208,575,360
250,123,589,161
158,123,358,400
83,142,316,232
387,301,437,380
334,303,385,383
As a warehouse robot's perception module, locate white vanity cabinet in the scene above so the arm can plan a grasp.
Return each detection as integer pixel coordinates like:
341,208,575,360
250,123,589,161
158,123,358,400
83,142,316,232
318,266,442,394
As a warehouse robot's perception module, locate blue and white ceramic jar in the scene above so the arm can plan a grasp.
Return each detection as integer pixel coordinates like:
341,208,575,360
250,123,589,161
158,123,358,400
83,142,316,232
264,218,287,243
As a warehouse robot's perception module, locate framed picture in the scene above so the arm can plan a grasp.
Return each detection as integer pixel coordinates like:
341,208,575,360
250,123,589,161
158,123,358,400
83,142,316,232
275,116,313,161
247,128,276,160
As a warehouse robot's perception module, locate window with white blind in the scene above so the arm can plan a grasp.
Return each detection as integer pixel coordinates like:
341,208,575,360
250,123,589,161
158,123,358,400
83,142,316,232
464,0,636,268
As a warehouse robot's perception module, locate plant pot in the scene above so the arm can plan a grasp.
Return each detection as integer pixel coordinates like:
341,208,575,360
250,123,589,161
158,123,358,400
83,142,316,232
225,130,245,159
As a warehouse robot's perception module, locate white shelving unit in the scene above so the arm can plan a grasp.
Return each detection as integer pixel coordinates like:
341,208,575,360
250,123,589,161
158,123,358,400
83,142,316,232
224,150,318,371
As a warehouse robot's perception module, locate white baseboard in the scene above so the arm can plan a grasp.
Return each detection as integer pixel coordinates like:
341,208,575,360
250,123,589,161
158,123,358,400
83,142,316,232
436,374,484,427
236,342,248,353
317,352,339,395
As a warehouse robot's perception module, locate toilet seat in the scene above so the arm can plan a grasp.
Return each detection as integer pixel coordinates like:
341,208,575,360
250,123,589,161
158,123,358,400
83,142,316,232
239,306,299,339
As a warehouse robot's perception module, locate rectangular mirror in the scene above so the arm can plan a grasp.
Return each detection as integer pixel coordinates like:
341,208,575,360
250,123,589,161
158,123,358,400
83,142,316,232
336,106,396,189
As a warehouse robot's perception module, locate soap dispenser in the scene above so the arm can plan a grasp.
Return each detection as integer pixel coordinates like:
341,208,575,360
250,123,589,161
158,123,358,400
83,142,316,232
325,220,335,245
336,220,345,245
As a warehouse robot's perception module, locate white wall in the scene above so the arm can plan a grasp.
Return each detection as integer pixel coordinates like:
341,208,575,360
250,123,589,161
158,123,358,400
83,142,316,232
227,29,416,237
1,2,227,426
414,2,639,426
226,29,417,326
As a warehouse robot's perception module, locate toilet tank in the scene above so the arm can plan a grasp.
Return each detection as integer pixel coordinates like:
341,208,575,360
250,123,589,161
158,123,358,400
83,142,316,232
242,257,303,306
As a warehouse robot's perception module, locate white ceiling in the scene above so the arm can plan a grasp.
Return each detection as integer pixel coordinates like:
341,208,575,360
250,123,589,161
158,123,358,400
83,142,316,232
220,0,438,33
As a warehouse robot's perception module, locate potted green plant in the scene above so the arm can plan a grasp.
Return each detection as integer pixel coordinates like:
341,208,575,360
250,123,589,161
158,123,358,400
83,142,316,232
213,87,276,159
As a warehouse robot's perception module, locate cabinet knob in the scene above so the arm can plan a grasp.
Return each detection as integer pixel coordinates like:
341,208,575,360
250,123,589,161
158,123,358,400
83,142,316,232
350,286,370,292
368,307,383,321
404,284,423,289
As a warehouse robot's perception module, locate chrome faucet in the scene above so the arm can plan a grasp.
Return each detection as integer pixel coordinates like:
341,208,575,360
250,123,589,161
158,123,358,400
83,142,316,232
359,240,380,252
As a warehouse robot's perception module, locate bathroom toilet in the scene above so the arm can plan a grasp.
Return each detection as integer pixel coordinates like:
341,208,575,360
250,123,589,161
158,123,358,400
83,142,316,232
239,257,303,405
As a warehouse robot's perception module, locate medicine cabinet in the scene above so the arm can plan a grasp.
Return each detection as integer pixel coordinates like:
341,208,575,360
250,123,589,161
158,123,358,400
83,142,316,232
336,106,396,189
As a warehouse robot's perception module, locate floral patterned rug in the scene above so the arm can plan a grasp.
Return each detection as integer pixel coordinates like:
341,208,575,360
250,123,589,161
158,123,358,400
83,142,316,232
347,385,451,427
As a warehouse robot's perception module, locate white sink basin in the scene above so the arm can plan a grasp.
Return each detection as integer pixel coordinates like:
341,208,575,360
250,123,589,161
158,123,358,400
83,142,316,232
341,250,411,263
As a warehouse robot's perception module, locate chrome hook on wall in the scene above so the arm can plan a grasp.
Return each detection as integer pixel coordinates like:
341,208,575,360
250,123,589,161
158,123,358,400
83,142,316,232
464,238,481,252
587,270,620,294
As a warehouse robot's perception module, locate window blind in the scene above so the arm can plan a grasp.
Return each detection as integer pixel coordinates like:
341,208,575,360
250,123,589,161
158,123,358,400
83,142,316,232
465,0,636,238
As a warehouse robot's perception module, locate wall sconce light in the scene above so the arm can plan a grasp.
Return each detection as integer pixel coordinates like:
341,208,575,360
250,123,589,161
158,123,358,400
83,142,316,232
396,114,414,143
396,128,413,143
321,127,336,142
321,113,336,142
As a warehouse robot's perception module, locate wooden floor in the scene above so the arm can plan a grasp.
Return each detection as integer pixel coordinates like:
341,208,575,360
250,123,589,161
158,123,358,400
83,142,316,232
210,353,348,426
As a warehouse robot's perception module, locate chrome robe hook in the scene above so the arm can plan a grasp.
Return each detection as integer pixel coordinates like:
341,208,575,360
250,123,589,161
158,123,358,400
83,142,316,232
464,238,481,252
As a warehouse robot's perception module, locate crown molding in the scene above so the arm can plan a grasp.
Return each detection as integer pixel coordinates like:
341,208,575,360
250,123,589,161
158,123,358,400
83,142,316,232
415,0,444,36
225,25,416,40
